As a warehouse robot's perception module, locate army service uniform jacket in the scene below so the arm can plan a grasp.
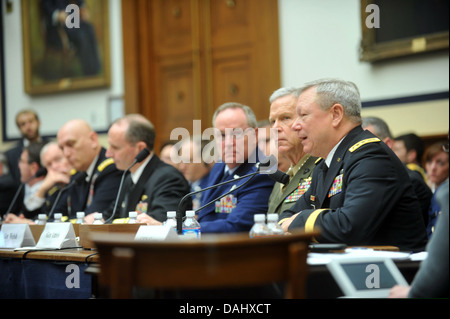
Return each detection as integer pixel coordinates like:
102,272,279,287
279,126,428,251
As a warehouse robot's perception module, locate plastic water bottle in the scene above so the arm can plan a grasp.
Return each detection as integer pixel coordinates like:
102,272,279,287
164,211,177,230
128,211,138,223
92,213,104,224
249,214,270,238
182,210,201,239
36,214,47,225
53,213,63,223
267,213,284,236
76,212,85,224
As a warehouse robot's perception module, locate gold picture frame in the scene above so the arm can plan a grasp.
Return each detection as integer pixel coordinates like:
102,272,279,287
21,0,110,95
360,0,449,62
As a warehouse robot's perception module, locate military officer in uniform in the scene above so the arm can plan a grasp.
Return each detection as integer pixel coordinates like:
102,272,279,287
279,78,427,251
57,119,122,222
267,87,318,215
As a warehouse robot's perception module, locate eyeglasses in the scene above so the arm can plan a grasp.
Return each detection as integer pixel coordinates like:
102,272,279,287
442,142,449,153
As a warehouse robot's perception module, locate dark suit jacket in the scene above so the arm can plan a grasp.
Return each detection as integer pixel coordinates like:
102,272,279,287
112,155,191,222
54,148,122,219
198,157,275,233
280,126,428,251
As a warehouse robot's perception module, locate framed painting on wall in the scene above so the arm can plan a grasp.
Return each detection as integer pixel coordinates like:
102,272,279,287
360,0,449,62
21,0,110,95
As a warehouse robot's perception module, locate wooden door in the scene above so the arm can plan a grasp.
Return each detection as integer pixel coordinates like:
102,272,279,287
122,0,280,152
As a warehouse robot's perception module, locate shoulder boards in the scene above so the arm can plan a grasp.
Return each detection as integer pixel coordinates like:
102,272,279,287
97,158,115,172
349,138,380,152
315,157,323,164
70,169,77,176
48,185,60,196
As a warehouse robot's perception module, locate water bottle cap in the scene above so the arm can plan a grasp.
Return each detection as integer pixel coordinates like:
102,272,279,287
254,214,265,222
54,213,62,219
167,211,176,218
267,213,278,221
186,210,195,217
129,211,137,218
76,212,85,218
38,214,47,220
95,213,103,219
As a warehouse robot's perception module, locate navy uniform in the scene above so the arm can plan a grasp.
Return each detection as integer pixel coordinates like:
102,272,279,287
267,154,318,215
279,126,428,251
111,155,191,222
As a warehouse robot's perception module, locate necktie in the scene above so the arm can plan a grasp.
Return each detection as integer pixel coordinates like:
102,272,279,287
86,173,98,207
219,170,230,183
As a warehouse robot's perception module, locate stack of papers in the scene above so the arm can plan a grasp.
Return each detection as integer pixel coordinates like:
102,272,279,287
308,248,427,265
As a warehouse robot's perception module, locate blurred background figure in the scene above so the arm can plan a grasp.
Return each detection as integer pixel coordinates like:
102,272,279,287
159,140,180,170
178,136,215,209
393,133,427,182
423,140,449,237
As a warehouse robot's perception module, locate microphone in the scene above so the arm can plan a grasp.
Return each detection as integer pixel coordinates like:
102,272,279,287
4,167,48,216
105,148,150,224
47,171,88,220
175,155,289,234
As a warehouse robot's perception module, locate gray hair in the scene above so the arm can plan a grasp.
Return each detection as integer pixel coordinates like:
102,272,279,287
212,102,257,128
269,87,300,104
300,78,362,124
361,116,393,140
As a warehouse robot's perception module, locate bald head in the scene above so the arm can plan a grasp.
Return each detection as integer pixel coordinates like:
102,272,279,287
57,119,100,171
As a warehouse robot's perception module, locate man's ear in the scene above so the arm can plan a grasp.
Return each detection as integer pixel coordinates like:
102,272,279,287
407,149,417,163
330,103,344,127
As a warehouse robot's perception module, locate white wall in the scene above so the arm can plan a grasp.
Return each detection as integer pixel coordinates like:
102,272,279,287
1,0,449,151
278,0,449,136
1,0,123,149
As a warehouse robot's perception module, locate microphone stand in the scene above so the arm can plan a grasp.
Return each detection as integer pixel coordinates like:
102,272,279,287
105,148,150,224
175,170,259,235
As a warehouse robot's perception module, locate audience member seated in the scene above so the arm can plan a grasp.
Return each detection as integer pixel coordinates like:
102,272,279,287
279,78,427,251
197,102,275,233
178,136,215,210
0,152,17,215
6,142,47,219
267,87,317,216
104,114,191,224
56,119,122,222
423,141,449,237
1,109,48,211
3,141,74,224
362,116,432,228
393,133,427,182
159,140,180,170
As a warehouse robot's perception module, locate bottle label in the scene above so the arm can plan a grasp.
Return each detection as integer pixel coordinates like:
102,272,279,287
182,228,201,239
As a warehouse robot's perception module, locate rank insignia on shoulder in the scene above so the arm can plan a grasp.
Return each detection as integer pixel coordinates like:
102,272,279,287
349,138,380,152
98,158,115,172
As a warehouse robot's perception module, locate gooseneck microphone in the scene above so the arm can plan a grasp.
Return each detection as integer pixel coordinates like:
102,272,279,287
175,155,289,234
47,171,88,220
5,167,47,216
105,148,151,224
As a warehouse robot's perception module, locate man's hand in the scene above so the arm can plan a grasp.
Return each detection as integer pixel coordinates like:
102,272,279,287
280,212,300,232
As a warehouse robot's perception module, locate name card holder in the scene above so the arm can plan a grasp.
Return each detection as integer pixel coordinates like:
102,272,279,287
0,224,36,248
15,223,78,250
35,223,78,249
134,225,179,241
